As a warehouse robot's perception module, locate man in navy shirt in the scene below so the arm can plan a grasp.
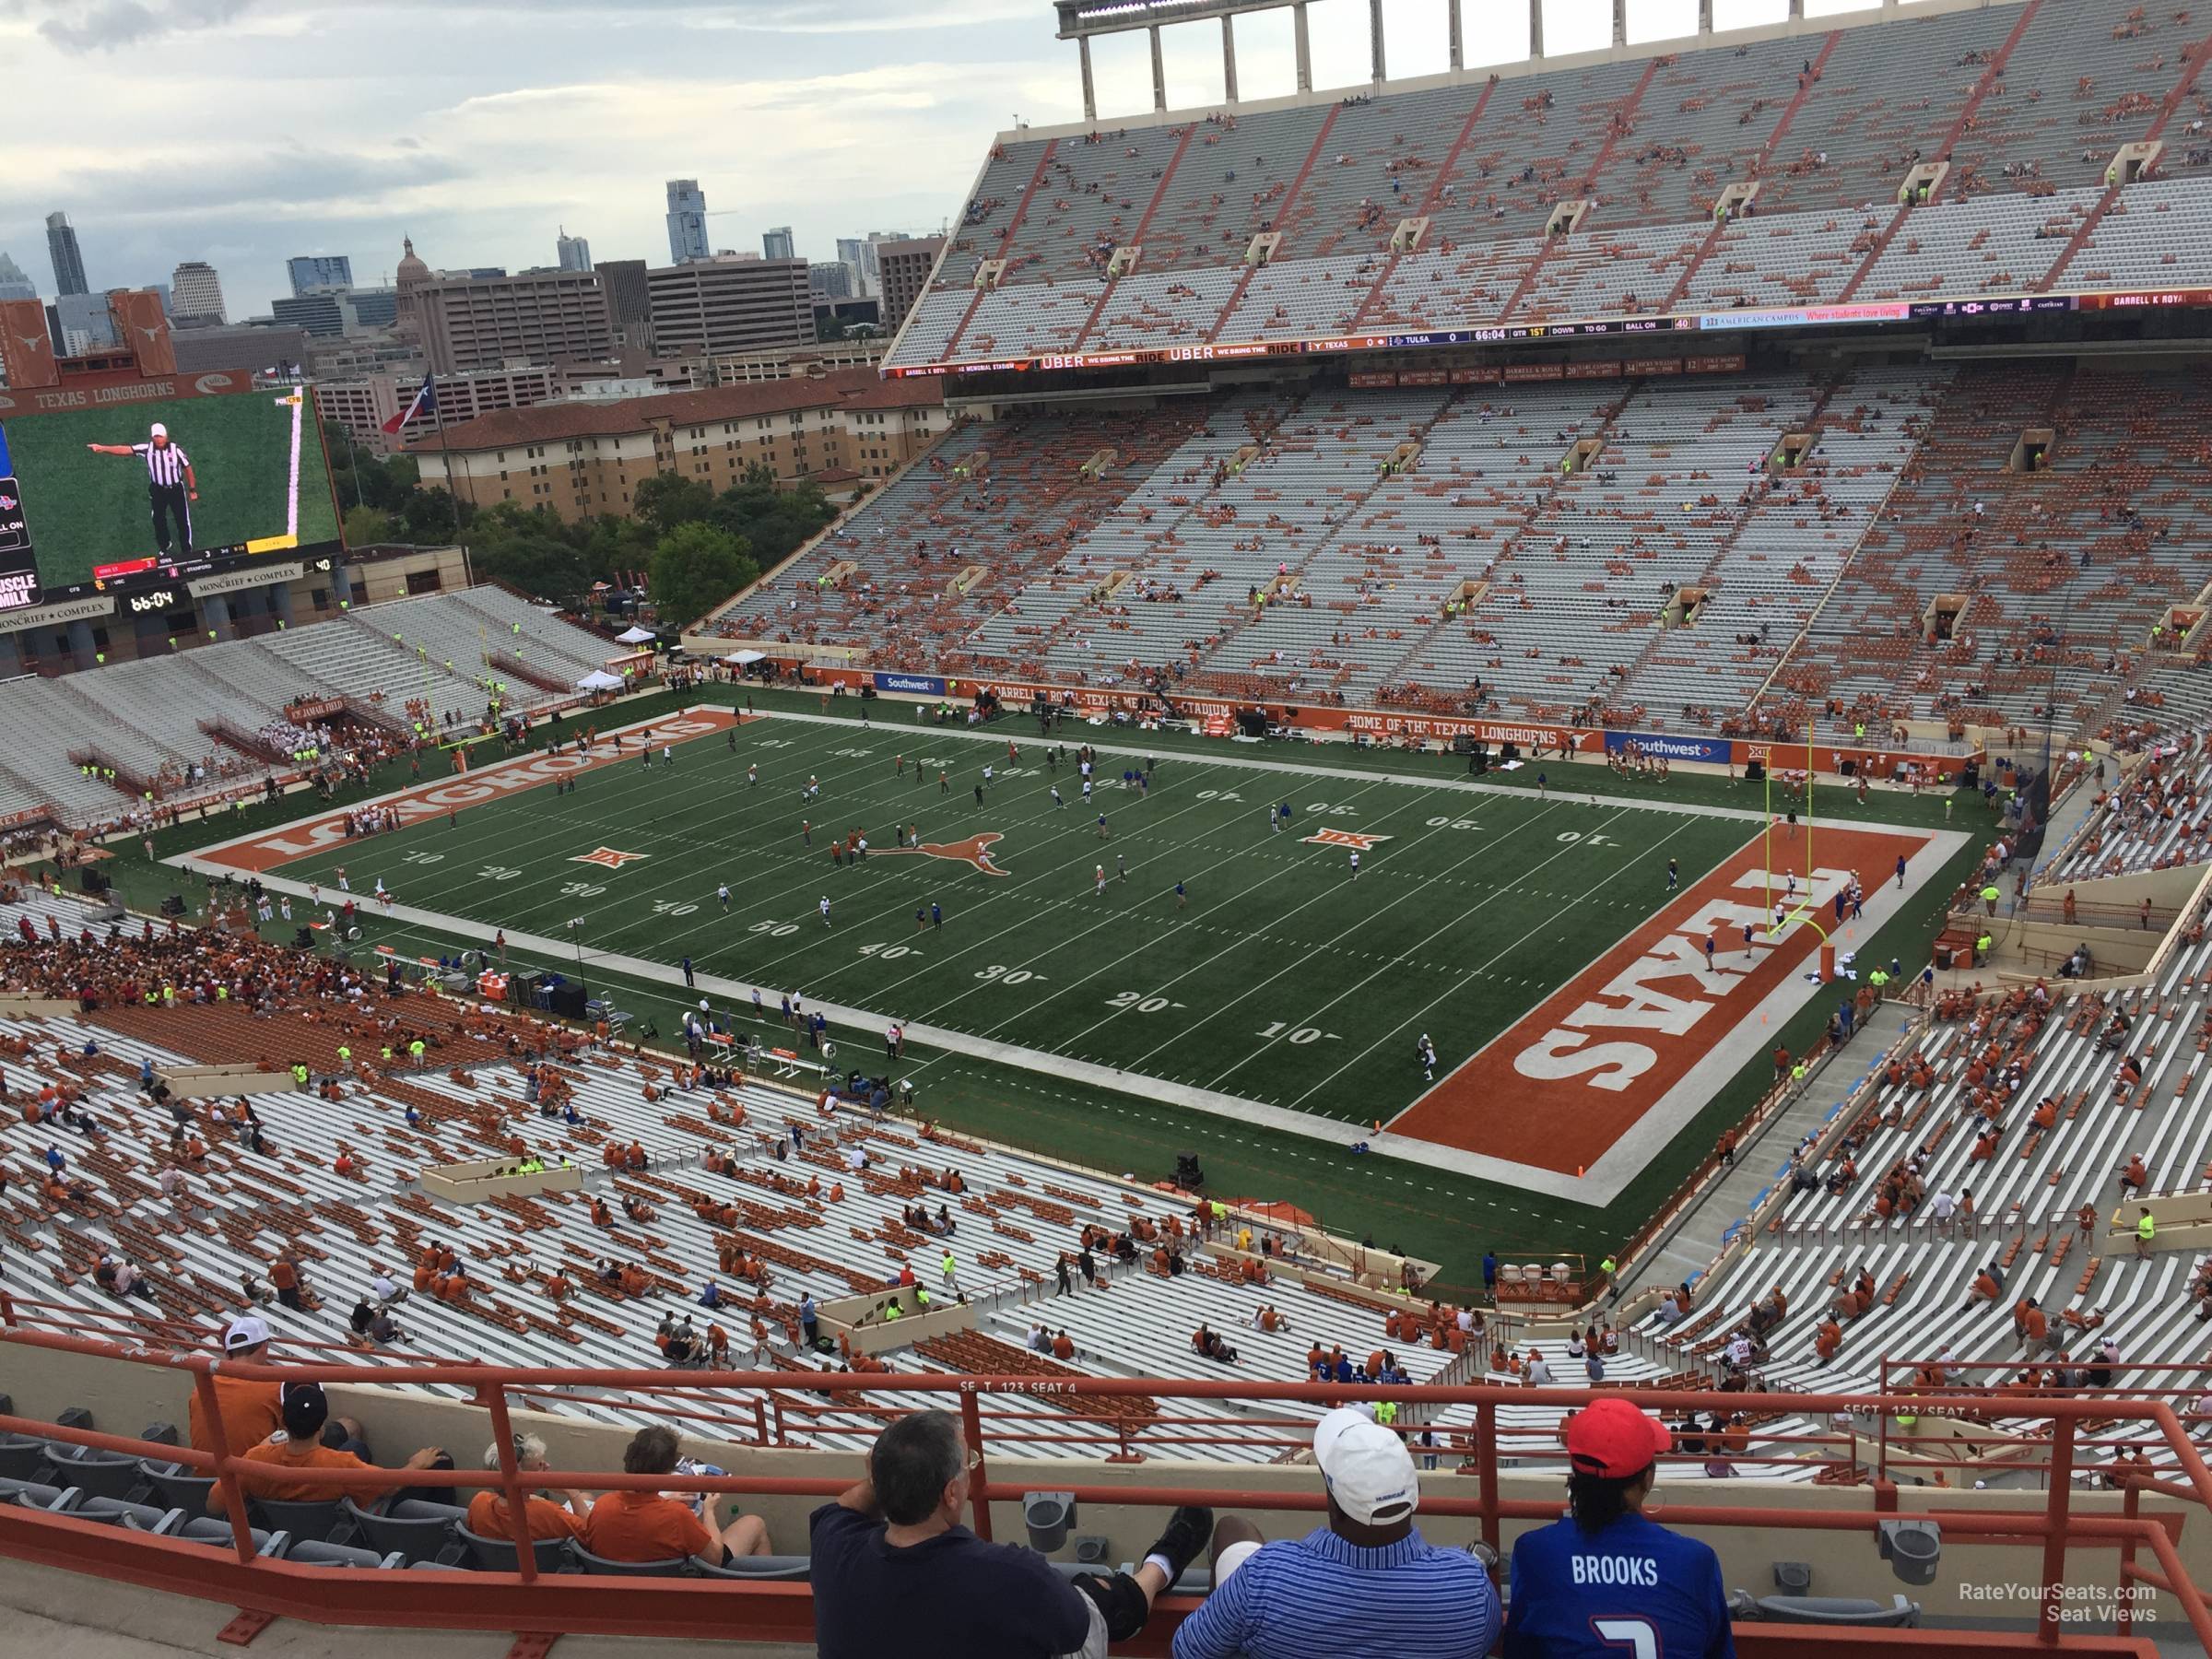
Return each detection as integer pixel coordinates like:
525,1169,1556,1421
1505,1396,1735,1657
811,1409,1209,1658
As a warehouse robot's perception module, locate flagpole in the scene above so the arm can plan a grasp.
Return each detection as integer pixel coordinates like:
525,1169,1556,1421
430,379,475,586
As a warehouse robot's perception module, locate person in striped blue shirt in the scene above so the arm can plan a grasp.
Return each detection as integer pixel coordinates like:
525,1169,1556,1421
1172,1406,1500,1658
1504,1396,1735,1657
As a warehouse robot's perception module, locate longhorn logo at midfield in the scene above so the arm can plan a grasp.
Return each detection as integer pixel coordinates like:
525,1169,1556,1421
878,832,1009,877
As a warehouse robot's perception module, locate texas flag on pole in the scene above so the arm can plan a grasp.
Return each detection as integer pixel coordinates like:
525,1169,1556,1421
382,377,436,436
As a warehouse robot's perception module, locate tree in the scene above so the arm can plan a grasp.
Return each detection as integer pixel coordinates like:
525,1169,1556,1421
631,471,716,537
475,532,590,602
342,504,394,547
712,474,833,570
649,522,758,627
402,487,467,542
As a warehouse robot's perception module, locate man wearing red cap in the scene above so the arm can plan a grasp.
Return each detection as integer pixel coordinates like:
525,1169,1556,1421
1504,1397,1734,1657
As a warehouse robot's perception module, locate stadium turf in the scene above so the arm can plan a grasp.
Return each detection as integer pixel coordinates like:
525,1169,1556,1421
85,684,1980,1283
268,714,1766,1128
2,392,340,585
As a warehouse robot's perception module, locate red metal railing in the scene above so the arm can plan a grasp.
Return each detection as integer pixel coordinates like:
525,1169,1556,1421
1,1323,2208,1654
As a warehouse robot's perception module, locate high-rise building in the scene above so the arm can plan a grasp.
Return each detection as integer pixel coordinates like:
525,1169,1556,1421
50,291,112,354
645,255,811,358
287,253,354,296
873,237,946,334
45,212,88,297
169,261,227,324
272,290,349,336
808,262,853,300
557,228,593,272
666,180,710,265
834,237,870,296
762,226,795,262
411,267,614,375
595,258,653,354
0,253,36,302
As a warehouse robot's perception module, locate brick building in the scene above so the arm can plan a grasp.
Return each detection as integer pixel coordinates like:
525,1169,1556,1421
406,367,947,523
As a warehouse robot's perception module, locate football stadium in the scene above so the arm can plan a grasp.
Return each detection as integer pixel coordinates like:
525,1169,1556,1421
5,0,2212,1653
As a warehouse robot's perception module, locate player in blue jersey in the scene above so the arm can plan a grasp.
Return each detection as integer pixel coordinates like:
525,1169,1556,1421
1503,1397,1734,1659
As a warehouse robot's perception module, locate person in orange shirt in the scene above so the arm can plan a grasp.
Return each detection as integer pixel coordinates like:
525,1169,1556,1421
1813,1318,1841,1361
580,1426,770,1567
188,1316,284,1454
207,1382,443,1517
269,1253,302,1311
1050,1330,1076,1361
466,1435,589,1541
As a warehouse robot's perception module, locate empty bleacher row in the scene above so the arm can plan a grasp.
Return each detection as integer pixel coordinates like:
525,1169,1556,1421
1630,909,2212,1476
890,0,2212,369
0,588,614,830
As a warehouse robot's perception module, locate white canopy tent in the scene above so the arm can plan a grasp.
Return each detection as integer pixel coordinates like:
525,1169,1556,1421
575,669,626,691
616,626,657,645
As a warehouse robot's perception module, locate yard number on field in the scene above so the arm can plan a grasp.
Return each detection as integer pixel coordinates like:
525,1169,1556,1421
1108,990,1183,1013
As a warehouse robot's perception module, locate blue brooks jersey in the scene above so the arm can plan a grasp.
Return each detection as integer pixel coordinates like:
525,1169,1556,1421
1505,1511,1735,1659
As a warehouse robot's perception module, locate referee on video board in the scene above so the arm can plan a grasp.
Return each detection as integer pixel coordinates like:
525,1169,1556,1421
86,421,197,557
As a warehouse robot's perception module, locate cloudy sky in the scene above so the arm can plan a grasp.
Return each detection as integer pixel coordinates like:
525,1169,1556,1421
3,0,1885,316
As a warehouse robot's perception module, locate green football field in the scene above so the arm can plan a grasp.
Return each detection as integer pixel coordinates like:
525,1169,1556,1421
106,685,1980,1280
4,388,340,585
270,712,1757,1130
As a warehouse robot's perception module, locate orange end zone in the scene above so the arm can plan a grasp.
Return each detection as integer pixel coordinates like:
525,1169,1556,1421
1390,824,1935,1175
194,708,751,876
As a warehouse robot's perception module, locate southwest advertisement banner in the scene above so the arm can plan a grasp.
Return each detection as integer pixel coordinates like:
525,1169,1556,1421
1604,730,1733,766
873,671,947,697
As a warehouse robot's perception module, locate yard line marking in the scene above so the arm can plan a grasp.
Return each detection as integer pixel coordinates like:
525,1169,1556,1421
921,769,1418,1035
1284,812,1691,1107
1096,798,1576,1084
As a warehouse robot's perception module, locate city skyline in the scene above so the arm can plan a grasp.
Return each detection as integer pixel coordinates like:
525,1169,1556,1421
1,0,1818,320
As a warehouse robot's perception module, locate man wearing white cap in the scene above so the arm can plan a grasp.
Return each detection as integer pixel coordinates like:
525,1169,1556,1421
1171,1406,1500,1657
86,421,197,557
186,1314,282,1454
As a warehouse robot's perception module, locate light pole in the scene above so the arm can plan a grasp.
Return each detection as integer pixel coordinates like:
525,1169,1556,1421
565,915,589,1004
